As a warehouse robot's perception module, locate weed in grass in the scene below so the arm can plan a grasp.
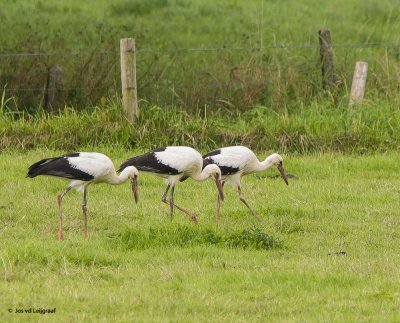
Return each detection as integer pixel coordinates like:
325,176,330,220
109,225,282,251
225,227,283,250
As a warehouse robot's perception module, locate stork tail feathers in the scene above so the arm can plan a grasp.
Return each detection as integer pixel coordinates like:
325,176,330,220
27,158,58,178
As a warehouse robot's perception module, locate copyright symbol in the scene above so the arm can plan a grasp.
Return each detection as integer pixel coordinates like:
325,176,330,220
8,308,12,313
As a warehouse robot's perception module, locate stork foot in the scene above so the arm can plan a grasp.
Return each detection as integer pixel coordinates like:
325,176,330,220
188,212,198,224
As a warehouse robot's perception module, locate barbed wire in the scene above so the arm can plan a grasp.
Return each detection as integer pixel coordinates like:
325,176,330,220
0,42,398,57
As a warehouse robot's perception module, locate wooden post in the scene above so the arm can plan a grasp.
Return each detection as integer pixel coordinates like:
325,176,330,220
120,38,138,124
318,29,337,90
349,61,368,107
44,65,63,112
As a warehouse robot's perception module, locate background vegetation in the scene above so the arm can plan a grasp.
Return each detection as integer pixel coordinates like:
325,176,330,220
1,97,400,152
0,0,400,111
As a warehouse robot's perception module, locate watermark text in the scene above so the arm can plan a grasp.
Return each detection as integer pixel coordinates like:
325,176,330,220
8,307,56,315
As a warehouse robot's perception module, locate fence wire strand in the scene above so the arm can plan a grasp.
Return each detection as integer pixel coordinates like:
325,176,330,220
0,42,399,57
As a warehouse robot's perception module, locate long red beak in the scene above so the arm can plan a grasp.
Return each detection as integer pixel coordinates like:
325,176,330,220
278,164,289,185
214,175,224,201
131,176,139,203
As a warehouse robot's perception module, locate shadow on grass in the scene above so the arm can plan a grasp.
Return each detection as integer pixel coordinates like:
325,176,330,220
108,225,283,251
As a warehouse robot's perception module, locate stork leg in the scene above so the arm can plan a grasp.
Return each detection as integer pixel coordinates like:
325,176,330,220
57,186,72,240
162,184,174,219
237,186,263,223
216,181,225,225
161,184,198,224
82,187,88,238
161,184,171,209
169,185,175,219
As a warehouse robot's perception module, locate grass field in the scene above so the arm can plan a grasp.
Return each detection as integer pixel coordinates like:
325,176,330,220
1,149,399,321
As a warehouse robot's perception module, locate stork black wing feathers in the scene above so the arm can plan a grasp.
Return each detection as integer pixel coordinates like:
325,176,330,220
27,154,94,181
119,148,180,175
202,157,215,170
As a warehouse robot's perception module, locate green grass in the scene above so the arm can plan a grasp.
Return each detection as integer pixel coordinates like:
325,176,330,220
1,149,400,321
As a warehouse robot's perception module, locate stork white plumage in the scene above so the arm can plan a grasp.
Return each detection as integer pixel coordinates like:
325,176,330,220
119,146,224,223
203,146,289,223
27,152,139,240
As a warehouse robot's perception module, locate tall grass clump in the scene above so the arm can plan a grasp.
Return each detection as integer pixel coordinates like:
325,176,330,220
109,224,282,251
1,94,399,153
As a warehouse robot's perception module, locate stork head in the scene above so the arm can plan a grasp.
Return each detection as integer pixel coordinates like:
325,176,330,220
124,166,139,203
269,153,289,185
203,164,224,201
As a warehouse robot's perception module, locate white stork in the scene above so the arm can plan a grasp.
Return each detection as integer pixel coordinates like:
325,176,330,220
27,152,139,240
203,146,289,223
119,146,224,223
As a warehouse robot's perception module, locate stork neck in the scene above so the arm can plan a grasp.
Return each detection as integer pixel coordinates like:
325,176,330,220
255,156,276,172
109,168,131,185
191,169,211,182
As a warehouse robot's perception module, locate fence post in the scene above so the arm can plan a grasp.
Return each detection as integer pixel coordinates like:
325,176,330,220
318,28,337,90
349,61,368,107
120,38,138,124
44,65,63,112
